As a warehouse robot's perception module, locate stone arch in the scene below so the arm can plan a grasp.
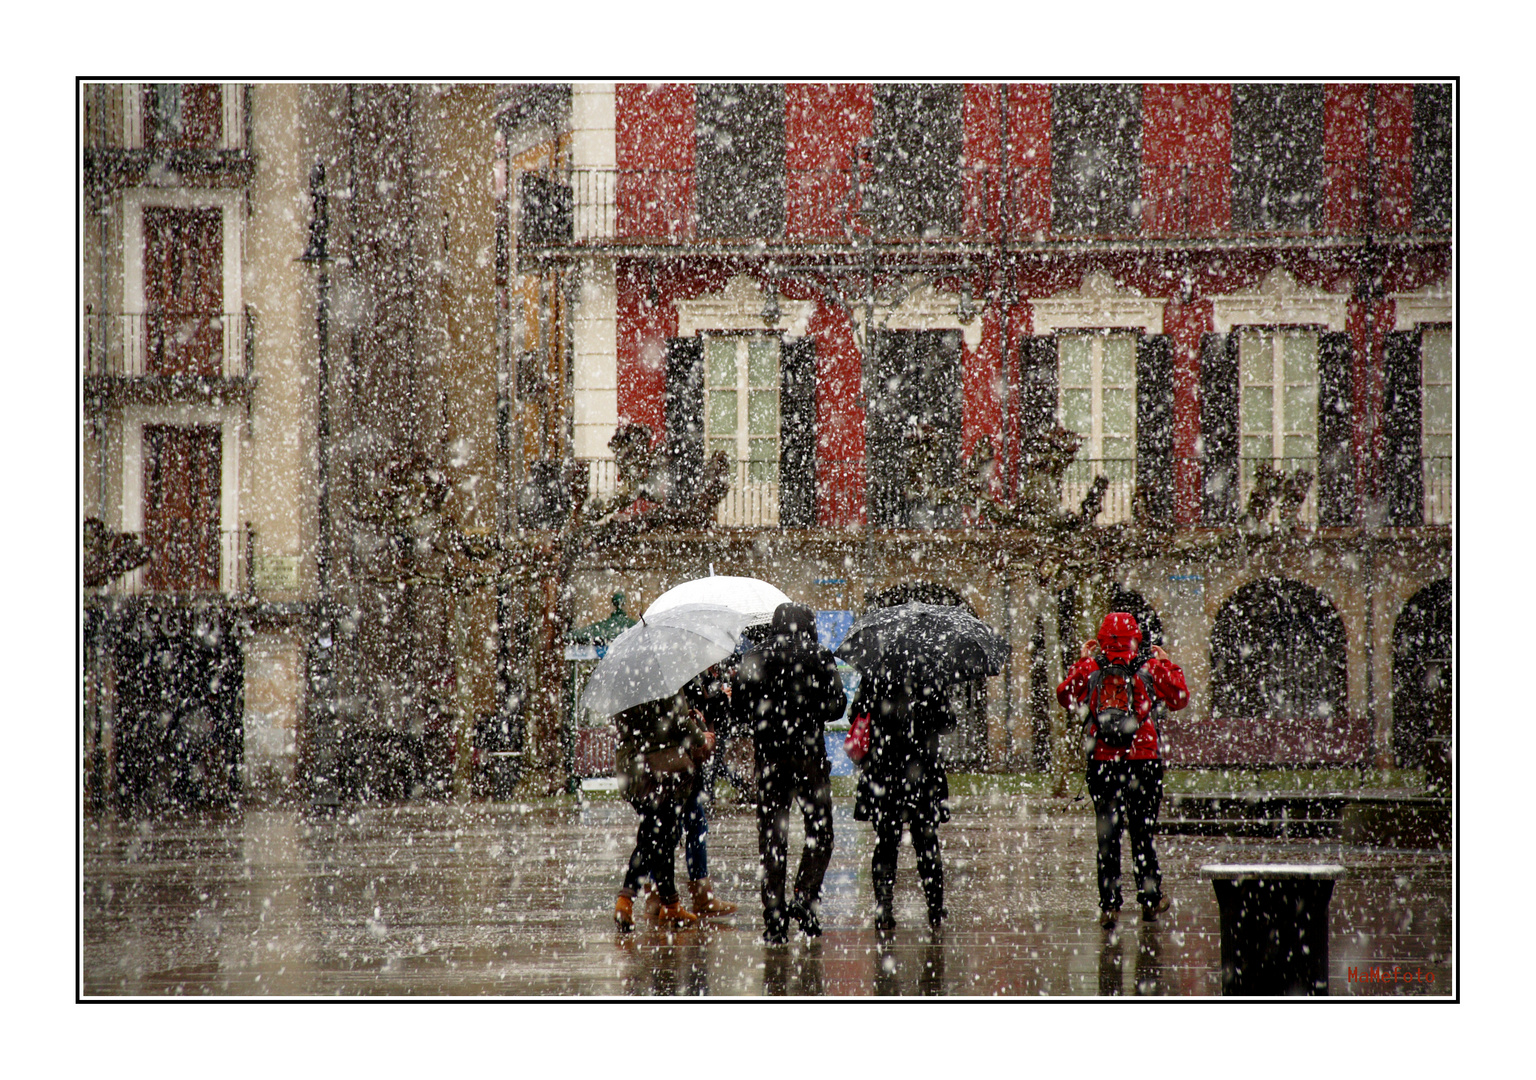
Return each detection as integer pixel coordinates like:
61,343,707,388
1211,577,1347,722
1391,578,1452,767
1105,583,1165,652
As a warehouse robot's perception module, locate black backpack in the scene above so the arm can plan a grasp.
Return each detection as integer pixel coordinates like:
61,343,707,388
1085,657,1152,750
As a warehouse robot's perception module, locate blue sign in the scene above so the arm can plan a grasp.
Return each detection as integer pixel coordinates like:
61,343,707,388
815,610,854,651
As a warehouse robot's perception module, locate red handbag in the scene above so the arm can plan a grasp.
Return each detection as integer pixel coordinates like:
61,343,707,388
844,712,871,762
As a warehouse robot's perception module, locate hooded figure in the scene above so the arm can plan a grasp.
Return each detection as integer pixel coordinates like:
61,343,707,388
1057,611,1189,929
731,602,846,943
851,661,956,935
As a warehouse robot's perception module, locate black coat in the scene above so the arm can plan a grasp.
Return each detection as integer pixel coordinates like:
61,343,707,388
851,670,952,825
731,603,846,767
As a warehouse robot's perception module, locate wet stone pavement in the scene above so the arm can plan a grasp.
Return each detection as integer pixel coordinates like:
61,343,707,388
81,790,1453,998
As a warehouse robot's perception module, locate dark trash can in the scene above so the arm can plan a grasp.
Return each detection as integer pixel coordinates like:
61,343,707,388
1202,863,1343,996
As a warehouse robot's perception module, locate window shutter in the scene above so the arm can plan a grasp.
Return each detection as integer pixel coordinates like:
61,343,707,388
1383,330,1424,526
664,336,705,504
695,83,786,239
1316,331,1356,526
1200,331,1239,524
779,336,817,527
1018,335,1059,448
1135,333,1175,523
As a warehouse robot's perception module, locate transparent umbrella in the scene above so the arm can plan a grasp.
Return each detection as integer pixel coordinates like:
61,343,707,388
644,574,792,628
578,603,749,718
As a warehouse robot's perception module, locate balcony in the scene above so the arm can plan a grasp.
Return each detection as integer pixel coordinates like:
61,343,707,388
567,454,1451,532
85,310,253,391
517,164,1449,259
83,83,253,185
580,458,780,528
95,528,253,598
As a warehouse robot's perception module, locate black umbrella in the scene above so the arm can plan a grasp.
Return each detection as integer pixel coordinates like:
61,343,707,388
834,601,1010,684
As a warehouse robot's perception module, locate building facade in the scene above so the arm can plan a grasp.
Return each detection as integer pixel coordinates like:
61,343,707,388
509,82,1453,777
81,81,1454,810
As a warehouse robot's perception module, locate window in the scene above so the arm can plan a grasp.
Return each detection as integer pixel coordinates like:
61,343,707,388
704,334,780,521
1412,84,1452,230
1240,329,1318,465
867,330,962,527
1058,331,1137,523
1420,326,1452,523
1420,327,1451,465
1059,332,1137,463
144,206,224,377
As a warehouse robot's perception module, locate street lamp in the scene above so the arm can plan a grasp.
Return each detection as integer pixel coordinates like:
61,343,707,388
299,159,342,811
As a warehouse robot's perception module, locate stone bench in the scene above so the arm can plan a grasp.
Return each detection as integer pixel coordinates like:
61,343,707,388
1201,863,1344,995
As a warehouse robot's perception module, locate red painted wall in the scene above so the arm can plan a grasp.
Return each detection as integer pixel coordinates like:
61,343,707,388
1375,84,1416,233
785,83,872,240
1324,83,1371,233
615,83,695,241
1006,84,1051,237
1141,84,1231,235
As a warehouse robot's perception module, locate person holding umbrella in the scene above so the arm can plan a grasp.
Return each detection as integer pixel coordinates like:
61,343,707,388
836,600,1009,935
579,603,746,932
731,602,846,944
1057,611,1189,929
612,691,714,931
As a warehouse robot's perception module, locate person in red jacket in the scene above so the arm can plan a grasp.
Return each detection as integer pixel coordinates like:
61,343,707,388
1057,611,1189,929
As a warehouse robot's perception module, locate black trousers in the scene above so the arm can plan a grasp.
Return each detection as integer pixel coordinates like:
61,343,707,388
1086,758,1165,911
755,749,833,933
871,804,944,921
623,793,683,904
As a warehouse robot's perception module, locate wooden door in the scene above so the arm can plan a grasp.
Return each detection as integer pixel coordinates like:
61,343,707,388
144,425,221,593
144,207,223,377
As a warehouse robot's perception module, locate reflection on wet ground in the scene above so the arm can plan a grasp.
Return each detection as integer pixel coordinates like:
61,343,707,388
82,793,1452,997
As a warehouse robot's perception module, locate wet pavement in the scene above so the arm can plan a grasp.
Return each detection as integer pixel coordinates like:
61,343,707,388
81,789,1453,997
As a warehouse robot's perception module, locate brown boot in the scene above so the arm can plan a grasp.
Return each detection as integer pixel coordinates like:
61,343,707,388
614,894,634,932
655,900,701,927
688,878,738,917
642,885,662,919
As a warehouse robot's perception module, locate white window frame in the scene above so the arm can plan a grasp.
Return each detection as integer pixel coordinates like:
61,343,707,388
702,332,781,527
1237,327,1320,523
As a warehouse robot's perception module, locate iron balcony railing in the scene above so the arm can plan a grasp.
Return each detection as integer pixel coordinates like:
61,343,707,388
97,528,254,598
84,309,253,381
580,458,780,528
570,454,1451,531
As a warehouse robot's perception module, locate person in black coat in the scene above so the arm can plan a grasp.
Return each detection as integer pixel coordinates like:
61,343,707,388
731,602,847,944
852,666,953,934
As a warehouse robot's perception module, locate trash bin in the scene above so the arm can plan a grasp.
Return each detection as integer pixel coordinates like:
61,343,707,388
1202,863,1344,995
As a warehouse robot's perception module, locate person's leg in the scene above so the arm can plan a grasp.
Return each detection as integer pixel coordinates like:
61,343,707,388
683,779,708,882
756,769,791,941
650,797,682,905
1127,759,1165,911
911,810,945,927
792,756,835,908
871,806,901,930
1087,760,1126,915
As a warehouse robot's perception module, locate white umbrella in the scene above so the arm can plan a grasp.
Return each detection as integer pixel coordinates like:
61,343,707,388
578,603,749,719
644,574,792,627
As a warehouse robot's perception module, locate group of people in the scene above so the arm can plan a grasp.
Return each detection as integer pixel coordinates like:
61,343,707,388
611,603,1189,942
